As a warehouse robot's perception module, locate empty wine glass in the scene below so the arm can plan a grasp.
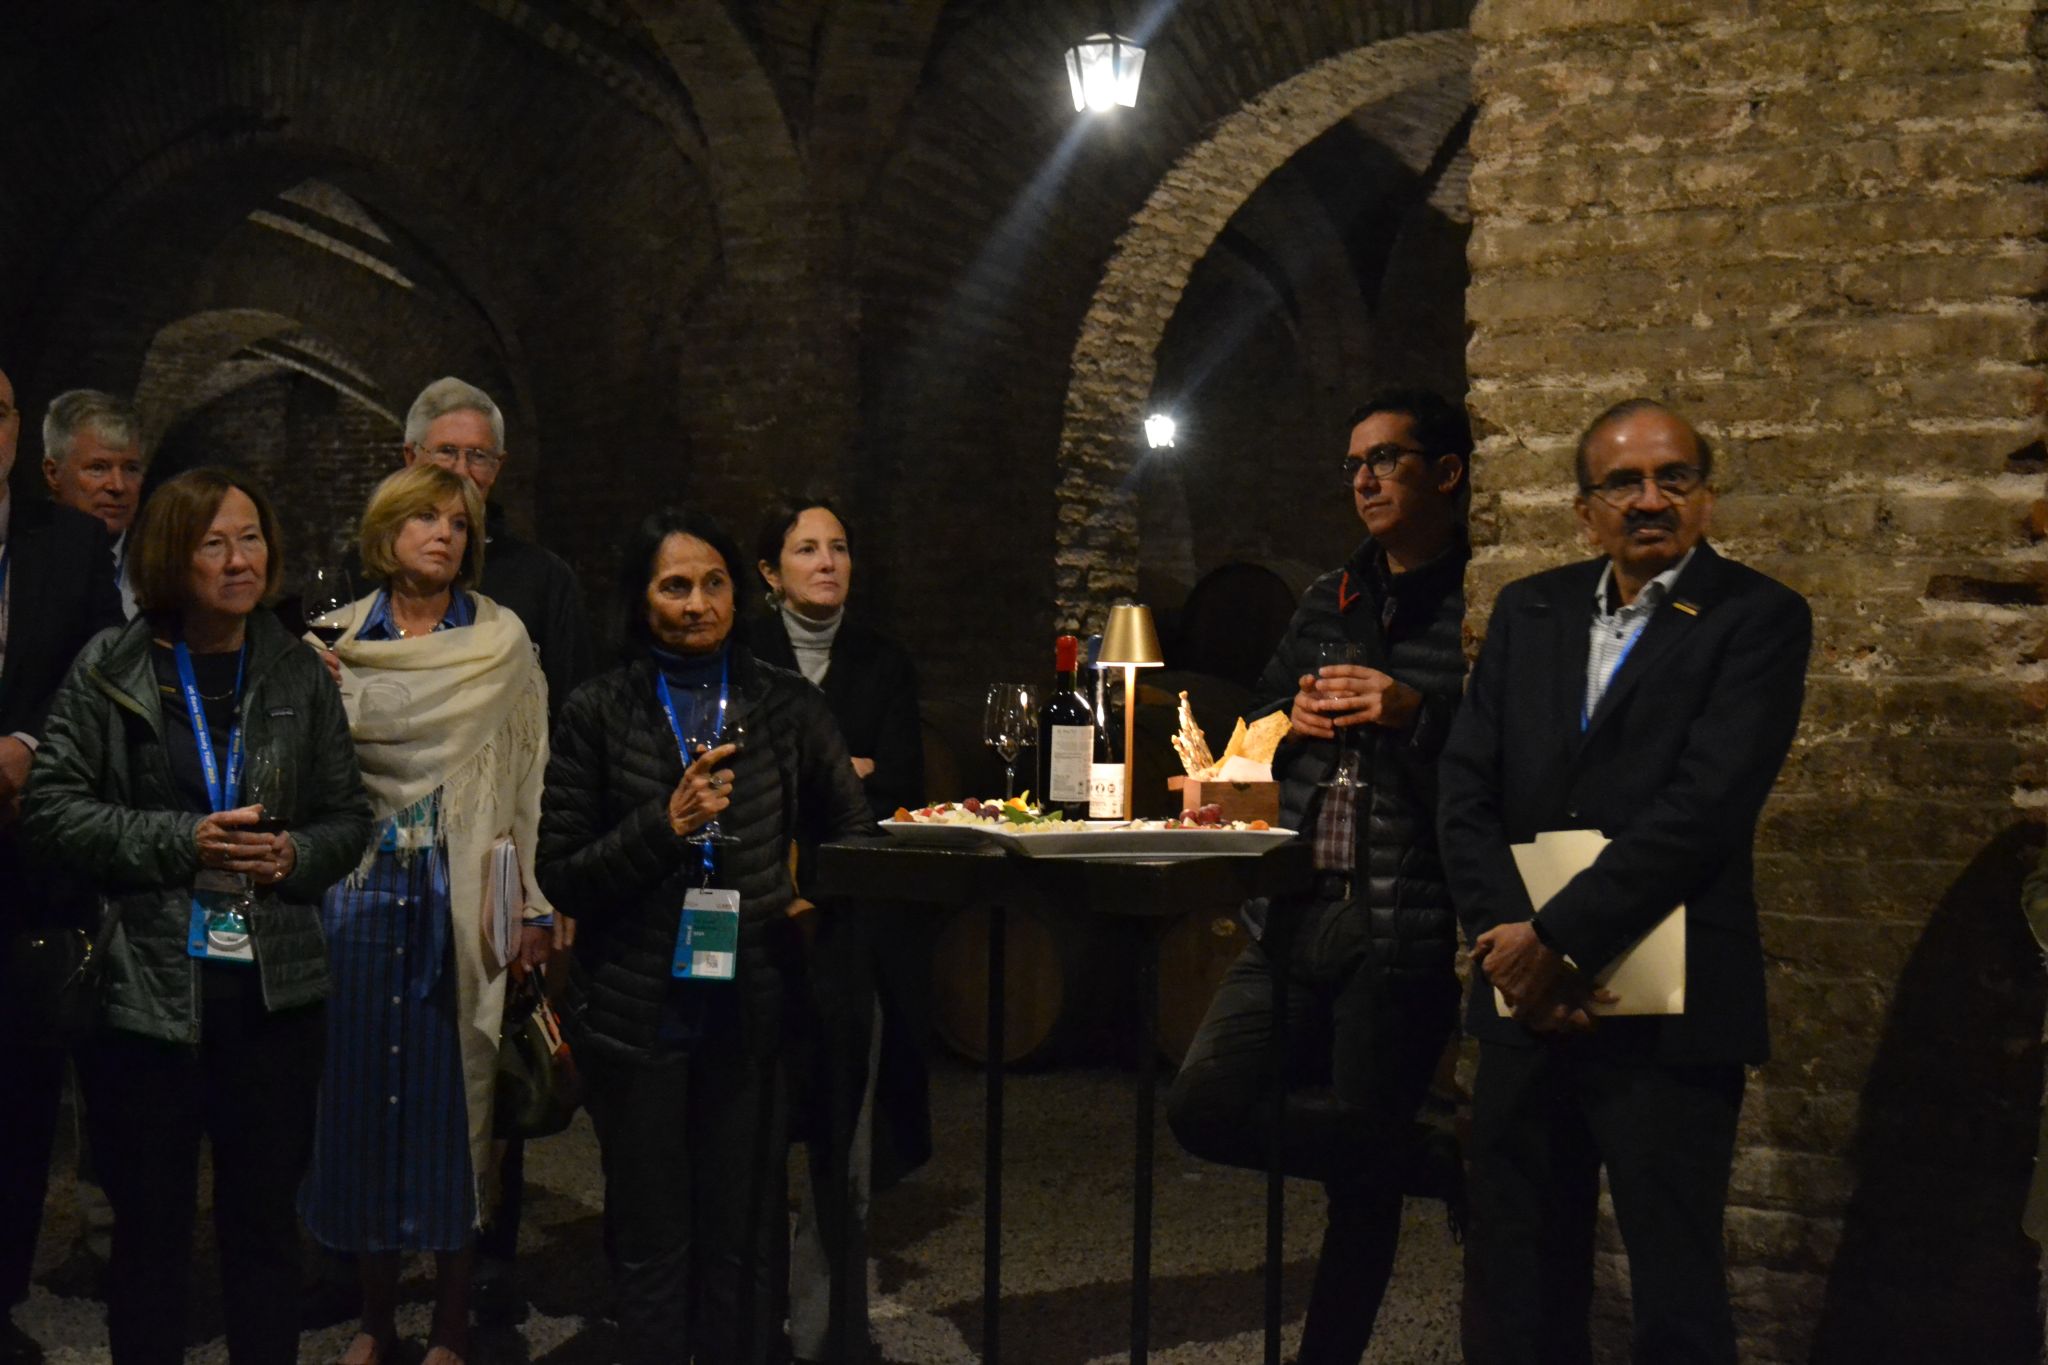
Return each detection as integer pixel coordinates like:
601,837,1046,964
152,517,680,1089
304,564,355,649
982,682,1039,800
1315,641,1370,789
684,711,747,847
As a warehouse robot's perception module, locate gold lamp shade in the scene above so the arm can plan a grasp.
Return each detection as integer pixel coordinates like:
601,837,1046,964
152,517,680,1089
1098,602,1163,667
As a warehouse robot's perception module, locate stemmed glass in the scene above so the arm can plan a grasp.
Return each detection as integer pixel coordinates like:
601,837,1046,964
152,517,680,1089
1315,641,1370,789
982,683,1039,800
684,711,747,846
216,743,295,952
242,744,297,834
303,564,355,649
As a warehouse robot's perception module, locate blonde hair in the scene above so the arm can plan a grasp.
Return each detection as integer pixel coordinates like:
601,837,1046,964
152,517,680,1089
358,463,486,587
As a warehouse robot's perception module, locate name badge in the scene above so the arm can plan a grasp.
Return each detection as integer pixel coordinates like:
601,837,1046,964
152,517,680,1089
187,887,256,964
673,888,740,981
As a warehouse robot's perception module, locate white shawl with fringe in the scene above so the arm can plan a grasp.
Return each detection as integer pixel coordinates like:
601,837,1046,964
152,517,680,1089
334,590,550,1219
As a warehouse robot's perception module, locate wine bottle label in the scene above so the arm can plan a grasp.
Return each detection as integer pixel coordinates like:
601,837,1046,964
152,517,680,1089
1047,725,1094,801
1088,762,1125,819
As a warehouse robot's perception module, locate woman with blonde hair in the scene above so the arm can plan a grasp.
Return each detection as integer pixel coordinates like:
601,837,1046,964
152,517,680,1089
299,462,552,1365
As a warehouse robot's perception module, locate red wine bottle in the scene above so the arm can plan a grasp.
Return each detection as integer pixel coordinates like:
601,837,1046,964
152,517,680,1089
1037,635,1094,819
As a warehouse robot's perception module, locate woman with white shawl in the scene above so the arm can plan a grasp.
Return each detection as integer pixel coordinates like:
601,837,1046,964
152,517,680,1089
299,463,551,1365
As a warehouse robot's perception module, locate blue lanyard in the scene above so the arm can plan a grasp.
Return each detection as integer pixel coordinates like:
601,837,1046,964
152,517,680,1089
173,641,248,812
655,654,729,878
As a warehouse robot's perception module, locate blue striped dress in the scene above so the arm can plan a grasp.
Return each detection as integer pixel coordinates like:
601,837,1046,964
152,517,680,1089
299,591,477,1253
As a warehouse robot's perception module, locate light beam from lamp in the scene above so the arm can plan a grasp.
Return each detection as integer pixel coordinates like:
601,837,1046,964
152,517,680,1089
1097,601,1163,820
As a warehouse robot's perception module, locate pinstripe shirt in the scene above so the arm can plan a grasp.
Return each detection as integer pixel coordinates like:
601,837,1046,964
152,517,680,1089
1584,548,1695,726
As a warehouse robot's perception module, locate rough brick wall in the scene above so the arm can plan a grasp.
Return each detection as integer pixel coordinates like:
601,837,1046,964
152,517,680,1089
151,370,400,592
1145,98,1473,609
859,1,1475,714
1463,2,2048,1360
0,0,715,620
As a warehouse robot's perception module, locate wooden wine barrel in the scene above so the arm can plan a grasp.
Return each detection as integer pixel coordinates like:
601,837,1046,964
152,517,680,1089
1155,905,1251,1066
931,904,1132,1067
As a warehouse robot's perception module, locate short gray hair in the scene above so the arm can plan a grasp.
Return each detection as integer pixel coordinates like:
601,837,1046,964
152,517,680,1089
43,390,140,468
403,376,505,450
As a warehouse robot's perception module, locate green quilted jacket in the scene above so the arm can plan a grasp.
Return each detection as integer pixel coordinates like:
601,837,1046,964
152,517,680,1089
22,611,373,1043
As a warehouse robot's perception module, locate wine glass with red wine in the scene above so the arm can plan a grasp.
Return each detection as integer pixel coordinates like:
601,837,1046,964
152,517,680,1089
304,564,355,649
242,745,296,835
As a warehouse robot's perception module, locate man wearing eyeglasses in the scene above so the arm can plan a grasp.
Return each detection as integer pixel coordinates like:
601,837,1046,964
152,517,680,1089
1441,399,1811,1365
399,377,596,721
395,377,595,1323
1168,389,1471,1364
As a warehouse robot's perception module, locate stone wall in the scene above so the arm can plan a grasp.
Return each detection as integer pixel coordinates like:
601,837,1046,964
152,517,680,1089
1463,2,2048,1359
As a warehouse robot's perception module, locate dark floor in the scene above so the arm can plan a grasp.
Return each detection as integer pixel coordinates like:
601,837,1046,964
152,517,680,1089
14,1055,1462,1362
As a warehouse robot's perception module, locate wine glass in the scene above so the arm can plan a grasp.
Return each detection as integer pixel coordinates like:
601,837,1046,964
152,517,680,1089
1314,641,1369,789
242,744,297,834
982,683,1039,800
683,711,747,847
304,564,355,649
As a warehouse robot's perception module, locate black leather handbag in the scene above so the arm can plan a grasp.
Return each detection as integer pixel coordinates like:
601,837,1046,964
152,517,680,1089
2,918,105,1044
493,974,582,1139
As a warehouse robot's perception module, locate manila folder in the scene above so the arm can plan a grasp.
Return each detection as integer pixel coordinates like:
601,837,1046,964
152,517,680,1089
1493,828,1685,1017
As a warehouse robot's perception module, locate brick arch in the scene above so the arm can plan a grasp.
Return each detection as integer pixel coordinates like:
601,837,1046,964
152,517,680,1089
1053,29,1475,628
135,308,401,449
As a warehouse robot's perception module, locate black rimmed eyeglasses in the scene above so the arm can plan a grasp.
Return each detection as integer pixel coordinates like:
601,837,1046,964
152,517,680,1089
1340,443,1428,484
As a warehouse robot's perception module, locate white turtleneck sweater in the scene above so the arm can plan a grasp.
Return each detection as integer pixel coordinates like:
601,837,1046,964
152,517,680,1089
781,601,844,685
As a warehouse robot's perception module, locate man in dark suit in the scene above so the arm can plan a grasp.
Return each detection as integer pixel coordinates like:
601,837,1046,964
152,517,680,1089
1440,399,1811,1365
0,362,123,1361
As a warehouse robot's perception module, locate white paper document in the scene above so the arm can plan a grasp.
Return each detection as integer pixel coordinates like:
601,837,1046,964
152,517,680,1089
1493,828,1685,1017
486,836,525,970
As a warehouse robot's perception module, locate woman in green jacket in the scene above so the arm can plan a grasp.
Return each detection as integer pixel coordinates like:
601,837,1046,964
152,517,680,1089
23,467,372,1365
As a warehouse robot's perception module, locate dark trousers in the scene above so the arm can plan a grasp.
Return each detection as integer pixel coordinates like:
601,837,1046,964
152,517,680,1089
0,1040,65,1308
582,1030,791,1365
476,1136,524,1263
77,990,324,1365
1462,1036,1745,1365
1167,899,1457,1365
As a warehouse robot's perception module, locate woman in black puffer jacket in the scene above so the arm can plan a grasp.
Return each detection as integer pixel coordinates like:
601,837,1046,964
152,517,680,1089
536,508,868,1365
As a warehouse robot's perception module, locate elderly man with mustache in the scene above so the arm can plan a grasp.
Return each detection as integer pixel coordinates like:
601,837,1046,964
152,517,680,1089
1441,399,1812,1365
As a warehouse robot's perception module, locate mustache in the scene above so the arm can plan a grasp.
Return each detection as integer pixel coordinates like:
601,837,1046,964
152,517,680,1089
1624,507,1680,534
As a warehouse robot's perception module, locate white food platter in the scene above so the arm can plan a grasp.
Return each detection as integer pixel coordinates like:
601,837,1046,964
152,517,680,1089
876,819,1296,860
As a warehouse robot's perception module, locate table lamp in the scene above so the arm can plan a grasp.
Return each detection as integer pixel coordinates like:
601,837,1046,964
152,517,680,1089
1097,602,1164,819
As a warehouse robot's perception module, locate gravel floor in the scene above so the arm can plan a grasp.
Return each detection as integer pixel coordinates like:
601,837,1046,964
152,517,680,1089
13,1056,1462,1362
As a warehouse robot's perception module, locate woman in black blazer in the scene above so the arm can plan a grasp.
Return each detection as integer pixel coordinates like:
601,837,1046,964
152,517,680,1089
753,495,926,1365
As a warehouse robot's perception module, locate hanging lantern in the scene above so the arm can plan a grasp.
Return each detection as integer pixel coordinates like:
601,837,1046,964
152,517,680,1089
1065,31,1146,112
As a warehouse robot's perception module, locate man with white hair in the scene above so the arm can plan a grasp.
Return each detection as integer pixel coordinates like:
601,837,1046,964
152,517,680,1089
41,390,144,618
396,377,594,1322
400,377,594,719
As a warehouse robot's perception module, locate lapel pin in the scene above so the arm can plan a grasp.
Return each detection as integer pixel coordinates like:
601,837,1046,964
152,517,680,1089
1672,599,1699,616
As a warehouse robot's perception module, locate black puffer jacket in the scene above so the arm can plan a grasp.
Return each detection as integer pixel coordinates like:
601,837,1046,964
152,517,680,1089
1253,535,1469,979
536,647,870,1057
